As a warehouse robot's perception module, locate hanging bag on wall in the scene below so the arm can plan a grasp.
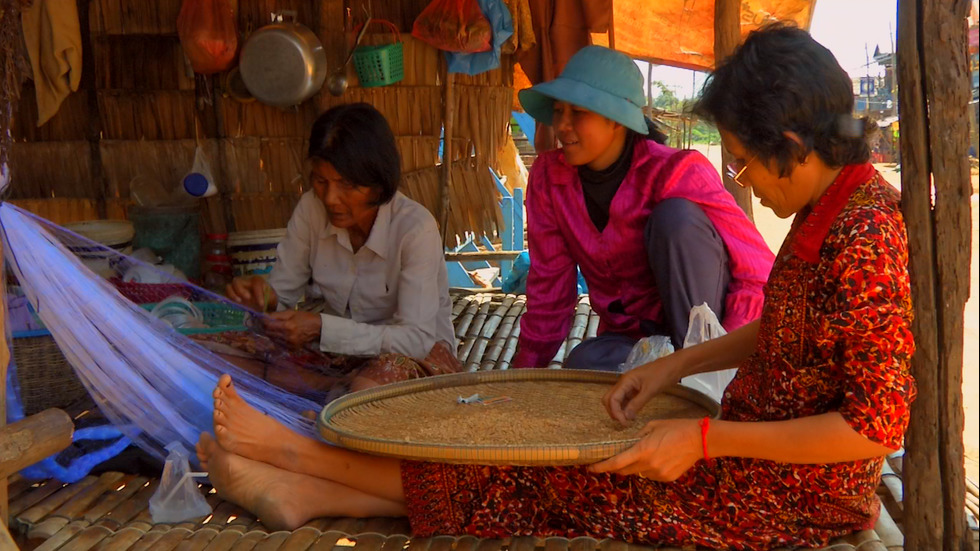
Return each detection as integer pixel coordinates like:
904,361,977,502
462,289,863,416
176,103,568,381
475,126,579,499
411,0,493,53
177,0,238,74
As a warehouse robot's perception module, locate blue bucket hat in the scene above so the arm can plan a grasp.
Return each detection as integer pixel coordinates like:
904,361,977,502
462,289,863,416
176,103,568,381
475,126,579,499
518,46,647,134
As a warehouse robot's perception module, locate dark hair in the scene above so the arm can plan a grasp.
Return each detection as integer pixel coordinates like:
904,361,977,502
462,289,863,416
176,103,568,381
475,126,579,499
308,103,401,205
691,23,871,176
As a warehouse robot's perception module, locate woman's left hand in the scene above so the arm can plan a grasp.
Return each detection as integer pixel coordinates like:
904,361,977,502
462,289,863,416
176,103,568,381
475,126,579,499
264,311,322,347
589,418,703,481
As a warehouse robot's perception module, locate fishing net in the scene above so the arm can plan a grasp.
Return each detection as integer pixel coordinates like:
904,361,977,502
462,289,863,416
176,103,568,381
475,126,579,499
1,203,358,479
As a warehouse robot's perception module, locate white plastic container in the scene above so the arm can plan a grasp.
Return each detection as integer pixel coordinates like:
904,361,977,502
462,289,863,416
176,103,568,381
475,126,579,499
228,228,287,278
64,220,135,278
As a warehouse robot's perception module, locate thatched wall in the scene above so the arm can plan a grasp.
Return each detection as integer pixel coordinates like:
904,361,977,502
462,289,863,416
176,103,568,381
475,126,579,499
9,0,510,241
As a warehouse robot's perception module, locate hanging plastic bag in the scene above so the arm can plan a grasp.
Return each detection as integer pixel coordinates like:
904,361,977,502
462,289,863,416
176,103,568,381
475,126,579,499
621,335,674,373
679,303,734,404
149,442,212,523
412,0,493,53
183,145,218,198
445,0,513,75
177,0,238,74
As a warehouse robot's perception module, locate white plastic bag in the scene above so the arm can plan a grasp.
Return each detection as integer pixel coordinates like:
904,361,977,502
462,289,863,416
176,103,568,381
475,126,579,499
149,442,212,523
182,146,218,198
679,303,734,404
620,335,674,373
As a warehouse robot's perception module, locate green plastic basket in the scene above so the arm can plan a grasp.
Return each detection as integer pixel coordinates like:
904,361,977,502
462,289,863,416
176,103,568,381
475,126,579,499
142,301,249,335
353,20,404,88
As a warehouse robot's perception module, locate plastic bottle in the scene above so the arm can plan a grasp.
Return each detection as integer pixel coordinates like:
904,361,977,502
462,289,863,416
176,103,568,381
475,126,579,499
201,233,232,292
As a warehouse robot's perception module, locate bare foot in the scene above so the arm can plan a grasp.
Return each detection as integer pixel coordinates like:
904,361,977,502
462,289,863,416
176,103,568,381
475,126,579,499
196,432,308,530
195,437,210,471
197,432,405,526
212,374,303,468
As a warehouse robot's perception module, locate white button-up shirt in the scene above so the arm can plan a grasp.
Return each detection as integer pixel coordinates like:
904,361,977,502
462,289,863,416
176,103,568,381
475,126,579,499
268,191,455,360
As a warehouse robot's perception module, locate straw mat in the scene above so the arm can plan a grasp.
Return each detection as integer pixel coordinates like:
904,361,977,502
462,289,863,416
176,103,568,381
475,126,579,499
319,369,719,465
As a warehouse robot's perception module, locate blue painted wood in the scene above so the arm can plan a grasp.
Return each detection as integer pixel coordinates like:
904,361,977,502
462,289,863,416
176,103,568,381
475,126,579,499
499,196,514,279
513,187,524,250
446,261,475,287
512,111,536,145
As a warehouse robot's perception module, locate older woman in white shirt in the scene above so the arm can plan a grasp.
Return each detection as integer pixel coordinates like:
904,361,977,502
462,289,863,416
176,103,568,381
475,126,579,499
227,103,459,392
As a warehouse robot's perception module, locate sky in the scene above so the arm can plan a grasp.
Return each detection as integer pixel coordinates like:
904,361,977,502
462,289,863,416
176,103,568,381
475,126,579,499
643,0,900,100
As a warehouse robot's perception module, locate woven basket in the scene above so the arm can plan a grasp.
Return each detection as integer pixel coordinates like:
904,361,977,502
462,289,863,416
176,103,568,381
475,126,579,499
319,369,720,466
12,335,89,417
142,301,250,334
352,20,404,88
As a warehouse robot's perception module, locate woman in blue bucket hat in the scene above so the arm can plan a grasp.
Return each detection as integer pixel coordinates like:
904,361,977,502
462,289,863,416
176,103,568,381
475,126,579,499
512,45,774,371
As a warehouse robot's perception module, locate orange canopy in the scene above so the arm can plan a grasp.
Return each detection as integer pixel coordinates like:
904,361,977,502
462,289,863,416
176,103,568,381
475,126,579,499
592,0,817,71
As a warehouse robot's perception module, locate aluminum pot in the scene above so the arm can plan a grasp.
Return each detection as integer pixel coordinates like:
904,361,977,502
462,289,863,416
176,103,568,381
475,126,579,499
239,12,327,108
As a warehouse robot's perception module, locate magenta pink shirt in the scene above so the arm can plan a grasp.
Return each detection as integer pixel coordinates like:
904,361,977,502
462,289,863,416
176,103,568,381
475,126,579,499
513,140,775,368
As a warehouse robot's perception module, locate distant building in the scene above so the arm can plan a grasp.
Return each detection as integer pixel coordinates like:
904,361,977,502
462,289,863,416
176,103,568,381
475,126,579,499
852,46,896,119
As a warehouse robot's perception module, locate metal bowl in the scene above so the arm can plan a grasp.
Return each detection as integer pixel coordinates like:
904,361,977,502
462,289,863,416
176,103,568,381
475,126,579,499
239,21,327,108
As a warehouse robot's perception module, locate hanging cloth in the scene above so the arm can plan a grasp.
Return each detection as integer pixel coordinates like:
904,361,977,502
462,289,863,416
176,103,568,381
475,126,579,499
21,0,83,126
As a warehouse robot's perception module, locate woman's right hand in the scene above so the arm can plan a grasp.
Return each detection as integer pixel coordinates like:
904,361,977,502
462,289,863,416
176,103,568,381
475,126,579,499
603,352,690,426
226,276,277,312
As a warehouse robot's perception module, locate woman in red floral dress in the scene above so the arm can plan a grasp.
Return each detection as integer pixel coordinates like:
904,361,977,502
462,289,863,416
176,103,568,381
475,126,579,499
196,23,915,550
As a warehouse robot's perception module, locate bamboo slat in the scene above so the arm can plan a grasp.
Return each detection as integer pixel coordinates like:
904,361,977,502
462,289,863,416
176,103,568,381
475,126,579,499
27,472,126,541
81,475,147,524
92,36,193,91
9,480,65,521
89,0,181,35
7,198,100,225
6,474,32,504
218,98,313,139
12,88,89,142
874,503,904,550
8,142,94,200
227,193,298,232
92,478,159,530
17,476,100,527
346,0,430,33
98,91,212,141
237,0,315,33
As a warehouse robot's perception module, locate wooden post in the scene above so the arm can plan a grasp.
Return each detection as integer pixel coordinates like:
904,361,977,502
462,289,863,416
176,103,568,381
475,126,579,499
318,0,346,102
0,409,75,478
77,0,108,219
1,521,17,550
713,0,753,219
898,1,973,549
0,241,8,524
440,60,455,244
646,62,653,118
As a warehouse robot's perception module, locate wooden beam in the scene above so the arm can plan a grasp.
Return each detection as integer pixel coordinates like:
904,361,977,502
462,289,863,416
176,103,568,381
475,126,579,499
712,0,753,219
439,60,455,244
77,0,108,219
921,1,972,549
0,409,74,479
1,521,18,550
898,1,973,549
0,240,8,523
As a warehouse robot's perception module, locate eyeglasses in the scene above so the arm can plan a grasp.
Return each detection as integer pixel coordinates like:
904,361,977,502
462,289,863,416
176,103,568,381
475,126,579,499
725,156,756,188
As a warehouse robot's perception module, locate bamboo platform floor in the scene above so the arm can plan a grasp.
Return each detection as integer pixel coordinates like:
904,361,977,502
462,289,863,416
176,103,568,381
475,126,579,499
7,292,978,550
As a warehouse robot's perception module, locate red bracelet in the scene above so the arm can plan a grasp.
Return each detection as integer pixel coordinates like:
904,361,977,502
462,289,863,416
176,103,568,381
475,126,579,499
698,416,712,463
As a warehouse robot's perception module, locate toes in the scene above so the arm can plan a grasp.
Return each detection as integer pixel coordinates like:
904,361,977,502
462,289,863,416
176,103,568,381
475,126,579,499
214,409,228,428
214,424,231,445
198,431,215,451
222,378,242,403
218,374,233,389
